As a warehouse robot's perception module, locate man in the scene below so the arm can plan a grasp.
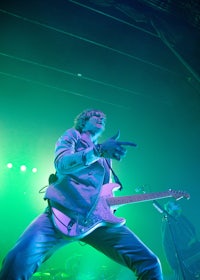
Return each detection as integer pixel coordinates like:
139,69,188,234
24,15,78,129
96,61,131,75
162,200,200,279
0,109,163,279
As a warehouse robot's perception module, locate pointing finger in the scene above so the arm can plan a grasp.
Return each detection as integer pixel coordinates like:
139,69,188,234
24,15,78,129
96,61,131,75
118,141,137,147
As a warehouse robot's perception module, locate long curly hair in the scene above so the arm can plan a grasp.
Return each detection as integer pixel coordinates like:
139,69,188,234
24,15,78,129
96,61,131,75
74,109,106,132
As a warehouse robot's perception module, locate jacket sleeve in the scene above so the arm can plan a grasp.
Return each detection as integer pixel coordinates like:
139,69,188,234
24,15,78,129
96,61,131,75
54,128,100,174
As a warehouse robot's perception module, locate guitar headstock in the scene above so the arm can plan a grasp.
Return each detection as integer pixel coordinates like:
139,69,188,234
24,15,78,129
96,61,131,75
168,189,190,200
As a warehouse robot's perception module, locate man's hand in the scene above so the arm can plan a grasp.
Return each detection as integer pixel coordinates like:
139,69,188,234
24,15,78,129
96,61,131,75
95,131,137,160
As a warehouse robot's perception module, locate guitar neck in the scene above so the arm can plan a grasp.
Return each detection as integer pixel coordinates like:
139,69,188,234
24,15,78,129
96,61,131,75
107,191,172,207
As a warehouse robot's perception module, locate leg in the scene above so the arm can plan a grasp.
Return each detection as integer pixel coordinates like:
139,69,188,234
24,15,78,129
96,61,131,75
82,225,163,280
0,209,70,280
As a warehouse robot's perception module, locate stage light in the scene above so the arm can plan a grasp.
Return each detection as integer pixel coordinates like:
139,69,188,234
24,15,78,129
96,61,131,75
4,163,38,174
7,163,13,168
20,165,27,172
32,167,37,173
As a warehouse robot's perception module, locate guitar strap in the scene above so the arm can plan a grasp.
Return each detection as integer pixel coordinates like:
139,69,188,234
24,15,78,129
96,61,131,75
105,159,123,191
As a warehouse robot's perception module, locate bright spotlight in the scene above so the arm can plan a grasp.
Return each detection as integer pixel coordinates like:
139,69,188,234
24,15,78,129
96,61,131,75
7,163,13,168
32,167,37,173
20,165,27,172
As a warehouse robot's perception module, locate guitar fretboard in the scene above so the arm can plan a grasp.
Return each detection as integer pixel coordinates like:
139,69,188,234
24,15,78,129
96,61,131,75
107,191,173,206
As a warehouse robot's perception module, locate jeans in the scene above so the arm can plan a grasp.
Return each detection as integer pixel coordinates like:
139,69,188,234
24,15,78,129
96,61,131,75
0,208,163,279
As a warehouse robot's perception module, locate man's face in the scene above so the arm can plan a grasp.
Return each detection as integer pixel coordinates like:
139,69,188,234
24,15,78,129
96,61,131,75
84,115,106,135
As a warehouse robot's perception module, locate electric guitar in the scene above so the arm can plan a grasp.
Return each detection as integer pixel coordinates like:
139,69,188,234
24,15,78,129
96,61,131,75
51,183,190,240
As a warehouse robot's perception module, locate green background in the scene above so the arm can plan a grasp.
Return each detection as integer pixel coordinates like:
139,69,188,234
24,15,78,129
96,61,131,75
1,1,200,279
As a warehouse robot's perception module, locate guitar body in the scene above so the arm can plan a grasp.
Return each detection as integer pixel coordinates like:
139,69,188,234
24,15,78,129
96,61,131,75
51,183,189,240
51,183,125,240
